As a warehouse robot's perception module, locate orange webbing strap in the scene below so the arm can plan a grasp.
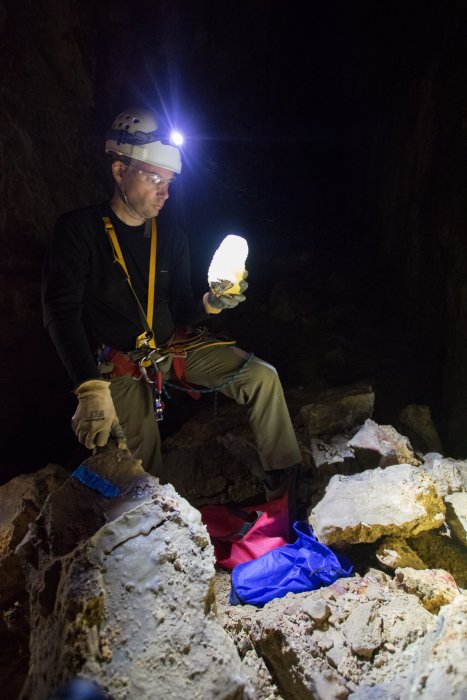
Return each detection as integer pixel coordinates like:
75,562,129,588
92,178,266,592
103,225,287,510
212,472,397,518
102,216,157,349
171,327,201,399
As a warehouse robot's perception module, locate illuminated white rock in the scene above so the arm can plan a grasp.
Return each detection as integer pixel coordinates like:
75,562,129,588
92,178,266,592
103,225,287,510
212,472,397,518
309,464,446,545
208,234,248,295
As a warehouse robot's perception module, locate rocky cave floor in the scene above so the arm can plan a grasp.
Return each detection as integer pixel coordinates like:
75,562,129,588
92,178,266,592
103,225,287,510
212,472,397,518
164,387,467,699
1,382,466,700
0,244,466,699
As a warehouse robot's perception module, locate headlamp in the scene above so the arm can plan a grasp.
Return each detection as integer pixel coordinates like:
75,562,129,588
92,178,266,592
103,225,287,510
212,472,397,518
106,128,184,148
170,130,184,147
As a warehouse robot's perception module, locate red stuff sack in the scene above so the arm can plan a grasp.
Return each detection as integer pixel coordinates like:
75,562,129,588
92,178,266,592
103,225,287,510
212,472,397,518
199,492,290,570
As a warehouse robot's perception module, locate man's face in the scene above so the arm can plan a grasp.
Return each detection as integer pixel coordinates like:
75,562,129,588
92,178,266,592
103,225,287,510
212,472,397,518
119,160,176,219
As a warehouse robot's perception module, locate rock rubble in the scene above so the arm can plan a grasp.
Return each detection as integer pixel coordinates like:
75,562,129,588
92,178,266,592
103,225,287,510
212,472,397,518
0,382,466,699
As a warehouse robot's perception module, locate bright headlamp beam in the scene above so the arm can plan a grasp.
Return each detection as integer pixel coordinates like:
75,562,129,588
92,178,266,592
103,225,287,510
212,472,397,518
170,130,184,146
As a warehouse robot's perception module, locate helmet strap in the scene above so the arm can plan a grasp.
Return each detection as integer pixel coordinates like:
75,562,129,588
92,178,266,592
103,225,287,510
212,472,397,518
118,176,149,222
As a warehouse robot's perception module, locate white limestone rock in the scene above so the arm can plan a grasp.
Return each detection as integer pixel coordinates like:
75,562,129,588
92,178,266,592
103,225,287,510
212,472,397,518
416,454,467,497
348,419,421,469
340,600,383,657
309,463,445,545
19,470,252,700
309,434,356,478
405,593,467,699
394,567,461,612
376,536,427,570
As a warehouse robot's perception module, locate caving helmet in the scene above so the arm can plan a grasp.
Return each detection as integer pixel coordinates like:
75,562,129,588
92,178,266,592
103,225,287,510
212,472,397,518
105,108,182,173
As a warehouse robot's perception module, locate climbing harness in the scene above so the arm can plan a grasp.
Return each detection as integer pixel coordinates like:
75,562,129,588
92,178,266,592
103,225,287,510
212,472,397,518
98,329,252,420
103,215,158,353
100,216,246,420
102,214,167,417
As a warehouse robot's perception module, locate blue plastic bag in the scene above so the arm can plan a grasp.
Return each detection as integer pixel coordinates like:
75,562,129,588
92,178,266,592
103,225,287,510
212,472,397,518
230,521,353,606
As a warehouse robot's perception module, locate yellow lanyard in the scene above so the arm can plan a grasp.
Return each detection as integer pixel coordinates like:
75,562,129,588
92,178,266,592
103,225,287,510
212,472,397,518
102,216,157,348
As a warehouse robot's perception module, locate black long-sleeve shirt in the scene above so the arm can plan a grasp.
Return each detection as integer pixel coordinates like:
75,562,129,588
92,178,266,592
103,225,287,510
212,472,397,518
42,201,207,386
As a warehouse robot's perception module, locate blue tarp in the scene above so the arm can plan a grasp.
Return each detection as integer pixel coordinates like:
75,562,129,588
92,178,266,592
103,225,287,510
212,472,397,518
230,521,353,607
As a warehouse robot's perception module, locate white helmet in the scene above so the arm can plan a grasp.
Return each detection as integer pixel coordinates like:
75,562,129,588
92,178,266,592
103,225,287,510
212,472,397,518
105,108,182,174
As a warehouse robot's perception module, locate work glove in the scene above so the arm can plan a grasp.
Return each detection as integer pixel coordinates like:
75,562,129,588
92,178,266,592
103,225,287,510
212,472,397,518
71,379,118,449
205,270,249,313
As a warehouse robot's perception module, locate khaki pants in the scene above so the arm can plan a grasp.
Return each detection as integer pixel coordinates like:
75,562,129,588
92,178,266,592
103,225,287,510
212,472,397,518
108,344,302,478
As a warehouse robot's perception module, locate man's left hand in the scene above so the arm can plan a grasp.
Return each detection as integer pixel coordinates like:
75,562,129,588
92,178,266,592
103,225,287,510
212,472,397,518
205,270,248,313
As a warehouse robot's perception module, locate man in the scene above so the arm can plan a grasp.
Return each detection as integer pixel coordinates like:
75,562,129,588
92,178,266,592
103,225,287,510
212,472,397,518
42,107,302,499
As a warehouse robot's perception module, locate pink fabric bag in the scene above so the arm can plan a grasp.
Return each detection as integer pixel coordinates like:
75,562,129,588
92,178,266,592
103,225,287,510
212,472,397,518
199,492,290,570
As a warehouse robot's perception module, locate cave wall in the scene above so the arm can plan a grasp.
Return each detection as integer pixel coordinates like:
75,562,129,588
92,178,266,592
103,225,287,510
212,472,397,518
360,2,467,454
0,0,354,481
0,0,107,482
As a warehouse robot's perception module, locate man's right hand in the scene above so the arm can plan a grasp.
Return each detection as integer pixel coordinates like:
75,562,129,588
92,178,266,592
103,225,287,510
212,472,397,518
72,379,117,449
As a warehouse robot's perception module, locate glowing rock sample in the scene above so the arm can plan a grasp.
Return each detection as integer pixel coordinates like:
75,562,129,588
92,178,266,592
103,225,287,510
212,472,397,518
208,234,248,295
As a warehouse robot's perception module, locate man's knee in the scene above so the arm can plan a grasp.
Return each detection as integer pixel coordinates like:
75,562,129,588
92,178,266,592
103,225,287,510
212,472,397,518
249,358,281,392
252,357,278,376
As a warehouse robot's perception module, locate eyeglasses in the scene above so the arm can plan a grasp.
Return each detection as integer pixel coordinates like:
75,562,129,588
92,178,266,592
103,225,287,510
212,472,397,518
128,166,176,189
